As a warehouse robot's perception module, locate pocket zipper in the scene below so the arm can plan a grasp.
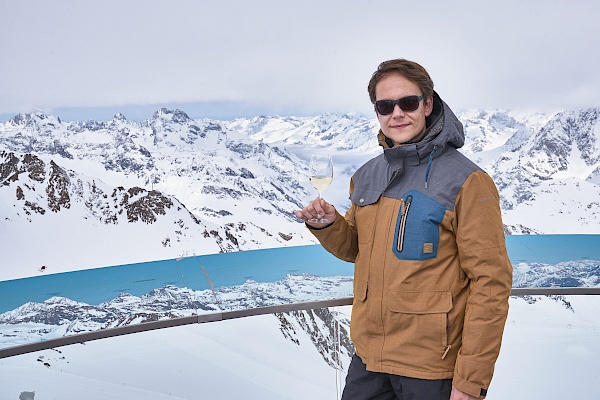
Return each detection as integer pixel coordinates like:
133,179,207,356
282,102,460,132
396,194,413,252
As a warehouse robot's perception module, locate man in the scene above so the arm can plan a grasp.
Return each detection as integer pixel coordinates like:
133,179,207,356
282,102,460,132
296,59,512,399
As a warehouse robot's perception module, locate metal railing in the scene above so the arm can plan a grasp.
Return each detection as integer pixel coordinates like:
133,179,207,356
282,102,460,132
1,287,599,359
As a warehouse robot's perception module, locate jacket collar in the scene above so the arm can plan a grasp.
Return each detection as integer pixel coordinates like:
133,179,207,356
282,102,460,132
378,91,464,168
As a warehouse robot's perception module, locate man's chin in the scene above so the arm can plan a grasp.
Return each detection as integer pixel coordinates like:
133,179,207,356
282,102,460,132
384,133,417,145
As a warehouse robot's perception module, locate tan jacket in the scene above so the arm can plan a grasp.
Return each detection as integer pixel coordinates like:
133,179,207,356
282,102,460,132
310,93,512,398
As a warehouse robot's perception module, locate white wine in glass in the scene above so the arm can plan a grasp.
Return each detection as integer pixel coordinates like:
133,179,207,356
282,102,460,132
308,154,333,223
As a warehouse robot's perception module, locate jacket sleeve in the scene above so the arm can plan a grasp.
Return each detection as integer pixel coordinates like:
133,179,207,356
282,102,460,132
452,170,513,398
307,179,359,263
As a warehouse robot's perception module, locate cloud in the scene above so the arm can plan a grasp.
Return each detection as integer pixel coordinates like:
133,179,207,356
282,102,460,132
1,0,599,121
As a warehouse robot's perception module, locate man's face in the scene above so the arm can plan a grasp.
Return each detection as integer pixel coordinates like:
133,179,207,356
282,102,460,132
375,72,433,146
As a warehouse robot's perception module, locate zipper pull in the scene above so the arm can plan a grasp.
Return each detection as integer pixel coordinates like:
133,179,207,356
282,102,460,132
396,194,412,252
442,345,452,359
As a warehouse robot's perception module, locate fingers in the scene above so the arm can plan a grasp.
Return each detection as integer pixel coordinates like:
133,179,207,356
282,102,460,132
296,198,322,222
311,197,327,217
296,198,336,226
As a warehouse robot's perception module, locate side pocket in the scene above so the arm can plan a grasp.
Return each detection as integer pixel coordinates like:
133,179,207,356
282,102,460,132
385,291,453,361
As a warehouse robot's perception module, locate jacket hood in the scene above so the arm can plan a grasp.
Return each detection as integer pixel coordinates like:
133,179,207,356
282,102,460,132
377,91,465,162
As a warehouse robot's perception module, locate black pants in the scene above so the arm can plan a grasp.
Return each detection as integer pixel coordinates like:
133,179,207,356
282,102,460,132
341,354,452,400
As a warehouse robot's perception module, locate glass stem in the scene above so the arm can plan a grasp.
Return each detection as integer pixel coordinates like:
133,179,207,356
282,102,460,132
317,191,322,217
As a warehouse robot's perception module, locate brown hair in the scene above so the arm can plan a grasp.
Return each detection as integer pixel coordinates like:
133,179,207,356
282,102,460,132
367,59,434,104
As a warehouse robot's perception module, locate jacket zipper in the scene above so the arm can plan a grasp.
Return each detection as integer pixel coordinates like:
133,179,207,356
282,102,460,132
396,194,412,252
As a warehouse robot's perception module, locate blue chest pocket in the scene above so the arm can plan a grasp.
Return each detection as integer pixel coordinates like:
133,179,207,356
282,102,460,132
392,190,446,260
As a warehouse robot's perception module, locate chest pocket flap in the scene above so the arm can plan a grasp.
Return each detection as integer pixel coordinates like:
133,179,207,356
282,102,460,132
350,186,381,207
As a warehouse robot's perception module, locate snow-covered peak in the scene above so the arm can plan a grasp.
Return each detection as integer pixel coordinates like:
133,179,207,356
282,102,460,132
151,108,191,124
113,112,127,122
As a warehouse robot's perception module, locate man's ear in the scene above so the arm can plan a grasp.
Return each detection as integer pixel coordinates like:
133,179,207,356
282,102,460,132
424,96,434,117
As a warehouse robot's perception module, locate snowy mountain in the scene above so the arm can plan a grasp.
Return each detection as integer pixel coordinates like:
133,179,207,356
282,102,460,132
1,106,600,278
0,274,354,349
457,108,600,233
512,260,600,288
0,109,319,277
0,275,354,399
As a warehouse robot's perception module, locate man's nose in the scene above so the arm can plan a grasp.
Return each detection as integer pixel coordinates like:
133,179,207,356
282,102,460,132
392,104,405,116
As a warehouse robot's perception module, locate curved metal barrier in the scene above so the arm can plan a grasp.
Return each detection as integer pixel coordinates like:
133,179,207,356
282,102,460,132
2,287,600,359
0,297,352,359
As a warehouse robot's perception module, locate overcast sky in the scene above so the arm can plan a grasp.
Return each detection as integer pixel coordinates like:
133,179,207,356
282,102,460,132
1,0,599,122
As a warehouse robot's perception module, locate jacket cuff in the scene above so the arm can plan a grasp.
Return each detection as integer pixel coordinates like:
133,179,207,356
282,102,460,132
452,371,488,399
307,210,344,233
306,222,334,230
452,373,487,399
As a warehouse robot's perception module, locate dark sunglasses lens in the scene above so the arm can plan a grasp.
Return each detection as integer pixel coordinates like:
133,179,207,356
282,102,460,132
376,96,421,114
376,100,394,115
399,96,420,111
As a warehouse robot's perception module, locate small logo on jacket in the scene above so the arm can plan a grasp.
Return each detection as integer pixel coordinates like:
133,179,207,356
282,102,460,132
423,243,434,253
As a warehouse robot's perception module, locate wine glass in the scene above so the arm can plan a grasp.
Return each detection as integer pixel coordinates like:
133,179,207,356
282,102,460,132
308,154,333,223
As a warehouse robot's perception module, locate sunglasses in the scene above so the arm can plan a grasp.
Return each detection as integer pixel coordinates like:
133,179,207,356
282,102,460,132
375,95,425,115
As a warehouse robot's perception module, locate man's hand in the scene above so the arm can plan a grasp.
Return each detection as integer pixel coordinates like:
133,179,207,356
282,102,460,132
450,386,480,400
295,197,336,228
